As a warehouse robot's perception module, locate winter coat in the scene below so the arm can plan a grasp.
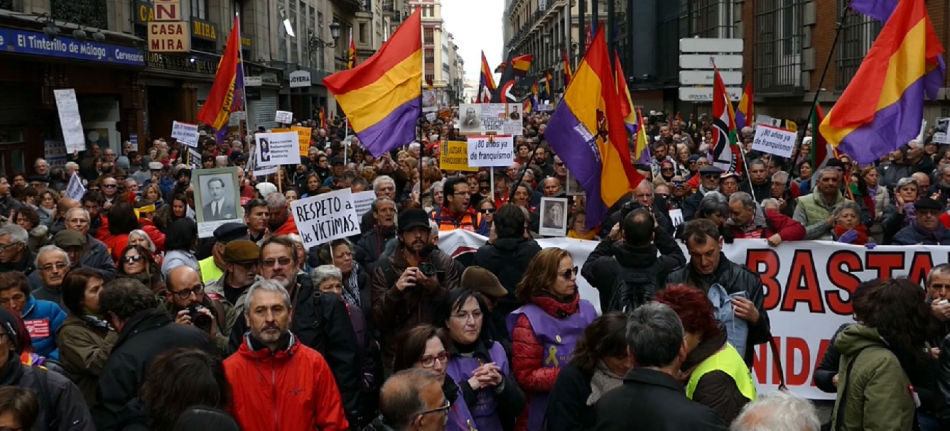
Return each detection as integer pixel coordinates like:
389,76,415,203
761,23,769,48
814,323,850,394
372,244,461,367
28,224,49,253
271,215,299,235
21,295,67,359
545,363,595,431
449,339,526,431
81,235,117,281
830,324,916,431
56,314,118,406
666,255,771,365
474,237,542,340
580,227,685,312
0,247,35,278
595,368,727,431
225,334,349,431
353,226,397,272
0,355,95,431
727,206,806,241
892,222,950,246
91,309,216,431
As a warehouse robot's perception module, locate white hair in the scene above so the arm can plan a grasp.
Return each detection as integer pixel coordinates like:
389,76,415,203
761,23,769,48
373,175,395,190
128,229,157,253
729,391,820,431
408,142,421,151
245,278,292,312
0,225,28,245
35,245,70,269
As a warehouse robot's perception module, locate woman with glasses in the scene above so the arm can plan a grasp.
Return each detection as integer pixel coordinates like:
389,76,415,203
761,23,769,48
881,177,921,244
508,248,597,431
437,289,526,431
0,272,66,360
393,324,477,431
116,244,165,293
477,200,496,226
57,268,117,405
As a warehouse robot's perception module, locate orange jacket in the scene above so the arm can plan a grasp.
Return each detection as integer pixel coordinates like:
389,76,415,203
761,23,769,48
225,335,349,431
272,214,299,236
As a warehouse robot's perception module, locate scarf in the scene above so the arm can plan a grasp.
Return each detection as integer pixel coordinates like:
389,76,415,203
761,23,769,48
568,228,598,240
587,361,625,405
834,224,870,245
343,262,362,307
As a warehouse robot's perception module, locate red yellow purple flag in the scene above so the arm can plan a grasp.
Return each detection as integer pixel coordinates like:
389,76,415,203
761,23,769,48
197,15,244,131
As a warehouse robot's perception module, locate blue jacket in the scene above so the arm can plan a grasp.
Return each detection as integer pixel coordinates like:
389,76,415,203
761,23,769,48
21,295,67,359
707,283,749,358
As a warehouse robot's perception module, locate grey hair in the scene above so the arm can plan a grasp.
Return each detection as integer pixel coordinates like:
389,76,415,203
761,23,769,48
35,245,70,269
698,191,730,218
761,198,781,211
215,155,229,167
65,207,91,222
895,177,918,191
815,166,840,180
0,225,28,245
626,302,684,368
65,161,79,170
311,264,343,289
128,229,157,252
938,164,950,178
748,158,766,169
380,369,442,431
729,390,820,431
373,175,395,190
729,192,756,210
265,192,287,209
244,278,292,311
430,180,445,197
635,178,654,193
771,171,790,185
371,197,396,212
408,142,420,151
927,264,950,287
833,200,862,220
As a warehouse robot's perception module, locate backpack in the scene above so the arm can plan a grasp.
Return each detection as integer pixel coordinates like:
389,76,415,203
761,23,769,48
606,258,665,314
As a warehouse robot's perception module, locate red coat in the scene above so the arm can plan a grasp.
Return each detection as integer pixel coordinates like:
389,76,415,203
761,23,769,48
225,336,349,431
511,294,582,431
272,214,299,236
729,208,806,241
138,219,166,252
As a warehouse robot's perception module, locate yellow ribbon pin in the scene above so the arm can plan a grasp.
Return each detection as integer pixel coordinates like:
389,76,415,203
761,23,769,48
544,346,559,367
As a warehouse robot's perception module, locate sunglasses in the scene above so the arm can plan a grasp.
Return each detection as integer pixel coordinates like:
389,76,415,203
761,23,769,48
480,208,496,214
123,255,144,264
263,257,294,267
560,266,578,280
672,181,685,187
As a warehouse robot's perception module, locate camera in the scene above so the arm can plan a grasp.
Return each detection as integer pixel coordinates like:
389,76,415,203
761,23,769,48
188,304,214,333
418,262,436,278
620,200,644,222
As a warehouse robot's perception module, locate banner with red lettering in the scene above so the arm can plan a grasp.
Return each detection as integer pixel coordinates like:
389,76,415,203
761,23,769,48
438,231,946,400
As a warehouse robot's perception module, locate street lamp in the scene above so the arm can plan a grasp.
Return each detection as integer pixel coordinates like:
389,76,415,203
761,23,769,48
308,21,342,53
542,31,551,45
329,21,341,41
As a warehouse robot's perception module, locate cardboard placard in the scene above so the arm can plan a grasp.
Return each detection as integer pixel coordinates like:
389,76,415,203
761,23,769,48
935,118,950,144
292,126,312,157
441,141,477,172
352,190,376,218
467,135,514,168
255,132,301,167
751,125,796,158
291,188,361,249
171,121,199,147
53,89,85,154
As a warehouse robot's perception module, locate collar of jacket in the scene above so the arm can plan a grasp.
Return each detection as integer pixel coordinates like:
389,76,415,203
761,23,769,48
621,367,686,393
114,308,172,350
449,337,493,359
241,332,298,359
680,323,728,371
687,253,734,290
614,242,660,267
0,352,24,386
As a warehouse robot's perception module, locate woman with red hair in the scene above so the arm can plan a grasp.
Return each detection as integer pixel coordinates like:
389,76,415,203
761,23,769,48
653,284,756,425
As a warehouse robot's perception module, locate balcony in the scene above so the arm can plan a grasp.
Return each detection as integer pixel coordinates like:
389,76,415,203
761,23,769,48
331,0,363,12
382,0,394,13
51,0,108,29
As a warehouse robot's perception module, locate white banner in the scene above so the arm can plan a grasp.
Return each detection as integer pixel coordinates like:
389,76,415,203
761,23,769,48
53,89,85,154
275,110,294,124
255,132,301,167
752,124,796,158
171,121,199,147
64,173,85,201
436,232,947,400
467,135,514,167
291,188,361,250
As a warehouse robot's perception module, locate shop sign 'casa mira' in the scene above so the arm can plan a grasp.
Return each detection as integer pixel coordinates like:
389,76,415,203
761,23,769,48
148,0,190,53
289,70,311,88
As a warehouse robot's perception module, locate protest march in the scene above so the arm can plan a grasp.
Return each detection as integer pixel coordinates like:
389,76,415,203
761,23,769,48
4,0,950,430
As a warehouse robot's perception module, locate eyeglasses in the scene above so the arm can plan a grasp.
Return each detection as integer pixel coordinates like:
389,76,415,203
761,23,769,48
172,285,204,300
263,257,293,267
123,255,144,264
661,167,674,172
419,351,450,368
452,311,483,322
102,184,117,188
560,266,578,280
39,262,68,272
672,181,685,187
0,242,19,251
417,398,451,424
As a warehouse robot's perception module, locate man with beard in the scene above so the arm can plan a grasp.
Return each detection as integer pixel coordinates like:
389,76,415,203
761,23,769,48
266,192,298,236
372,208,461,370
206,240,260,347
354,197,397,271
224,279,349,431
164,266,229,355
430,177,487,234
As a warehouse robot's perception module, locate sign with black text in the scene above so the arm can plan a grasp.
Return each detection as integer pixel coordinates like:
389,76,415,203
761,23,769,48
255,131,301,167
171,121,199,147
291,188,361,249
751,124,796,158
467,135,514,167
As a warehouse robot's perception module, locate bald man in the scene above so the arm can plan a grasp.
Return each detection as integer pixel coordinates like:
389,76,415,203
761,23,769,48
163,266,229,355
379,369,447,431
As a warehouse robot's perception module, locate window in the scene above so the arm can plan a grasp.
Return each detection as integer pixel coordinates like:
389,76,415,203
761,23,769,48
424,28,434,44
233,0,245,29
836,0,881,89
190,0,208,20
360,23,367,44
754,0,805,94
692,0,734,38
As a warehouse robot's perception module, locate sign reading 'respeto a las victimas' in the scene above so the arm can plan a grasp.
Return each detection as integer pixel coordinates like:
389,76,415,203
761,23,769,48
291,188,362,250
751,125,797,158
467,135,514,168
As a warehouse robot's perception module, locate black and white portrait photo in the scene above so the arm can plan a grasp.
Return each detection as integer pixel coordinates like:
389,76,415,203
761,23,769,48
193,167,242,237
459,104,482,135
935,118,949,144
259,137,272,162
539,197,568,237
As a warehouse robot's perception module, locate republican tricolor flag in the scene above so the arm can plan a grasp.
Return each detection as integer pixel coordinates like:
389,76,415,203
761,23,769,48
479,51,496,103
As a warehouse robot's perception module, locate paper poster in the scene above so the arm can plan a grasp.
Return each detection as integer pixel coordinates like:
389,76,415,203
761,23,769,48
669,208,684,227
255,131,301,167
538,197,568,237
187,147,202,169
193,167,243,238
53,89,85,154
935,118,950,144
64,173,86,201
785,120,798,132
291,188,361,249
171,121,199,147
467,135,514,168
422,90,438,112
425,112,437,122
352,190,377,218
292,126,312,157
275,110,294,124
440,141,477,172
458,104,524,136
751,125,797,158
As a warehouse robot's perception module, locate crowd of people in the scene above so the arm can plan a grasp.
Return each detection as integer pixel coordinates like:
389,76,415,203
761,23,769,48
0,109,948,431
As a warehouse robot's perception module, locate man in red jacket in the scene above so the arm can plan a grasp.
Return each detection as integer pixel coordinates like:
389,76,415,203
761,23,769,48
224,278,348,431
727,191,806,246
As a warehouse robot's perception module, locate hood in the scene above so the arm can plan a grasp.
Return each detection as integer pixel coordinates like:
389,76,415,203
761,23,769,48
834,323,888,357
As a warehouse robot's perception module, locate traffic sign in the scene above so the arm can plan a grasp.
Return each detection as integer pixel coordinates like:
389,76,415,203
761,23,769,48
679,55,743,70
679,70,743,86
679,38,743,53
678,87,742,102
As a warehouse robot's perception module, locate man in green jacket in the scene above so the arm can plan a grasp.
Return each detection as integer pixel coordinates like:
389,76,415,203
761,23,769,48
204,240,260,344
793,167,870,240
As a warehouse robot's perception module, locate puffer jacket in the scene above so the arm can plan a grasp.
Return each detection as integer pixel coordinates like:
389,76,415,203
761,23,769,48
56,314,118,406
666,256,771,365
21,295,67,360
831,324,916,431
225,333,349,431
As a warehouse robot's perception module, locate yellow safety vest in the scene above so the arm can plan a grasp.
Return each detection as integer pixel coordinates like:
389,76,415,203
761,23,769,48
198,256,224,284
685,343,757,401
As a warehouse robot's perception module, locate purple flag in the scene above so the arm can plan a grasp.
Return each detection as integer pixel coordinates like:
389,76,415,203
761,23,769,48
850,0,898,23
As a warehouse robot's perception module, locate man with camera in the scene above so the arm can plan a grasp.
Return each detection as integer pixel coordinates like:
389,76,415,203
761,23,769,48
165,265,229,355
372,208,461,371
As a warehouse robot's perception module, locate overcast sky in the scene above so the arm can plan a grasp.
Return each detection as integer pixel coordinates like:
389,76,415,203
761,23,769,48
441,0,503,81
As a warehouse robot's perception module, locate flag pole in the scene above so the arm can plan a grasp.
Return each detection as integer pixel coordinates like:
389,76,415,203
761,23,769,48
235,12,252,156
418,15,424,206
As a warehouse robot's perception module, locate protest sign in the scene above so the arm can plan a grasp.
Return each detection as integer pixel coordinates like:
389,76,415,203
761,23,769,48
467,135,514,167
64,173,85,201
785,120,798,132
752,124,796,158
187,147,201,169
935,118,950,144
352,190,376,218
440,141,477,172
291,189,361,249
425,112,437,122
255,131,301,167
459,104,523,136
171,121,199,147
193,168,243,238
53,89,85,154
422,90,438,112
253,166,277,177
292,126,312,157
668,208,684,227
275,110,293,124
755,114,773,128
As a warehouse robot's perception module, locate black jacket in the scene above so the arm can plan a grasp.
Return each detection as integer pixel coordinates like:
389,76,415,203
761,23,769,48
92,309,216,431
0,356,94,431
0,248,35,278
595,368,727,431
581,227,685,312
546,362,595,431
666,255,771,365
354,226,397,272
473,237,542,341
681,189,709,222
